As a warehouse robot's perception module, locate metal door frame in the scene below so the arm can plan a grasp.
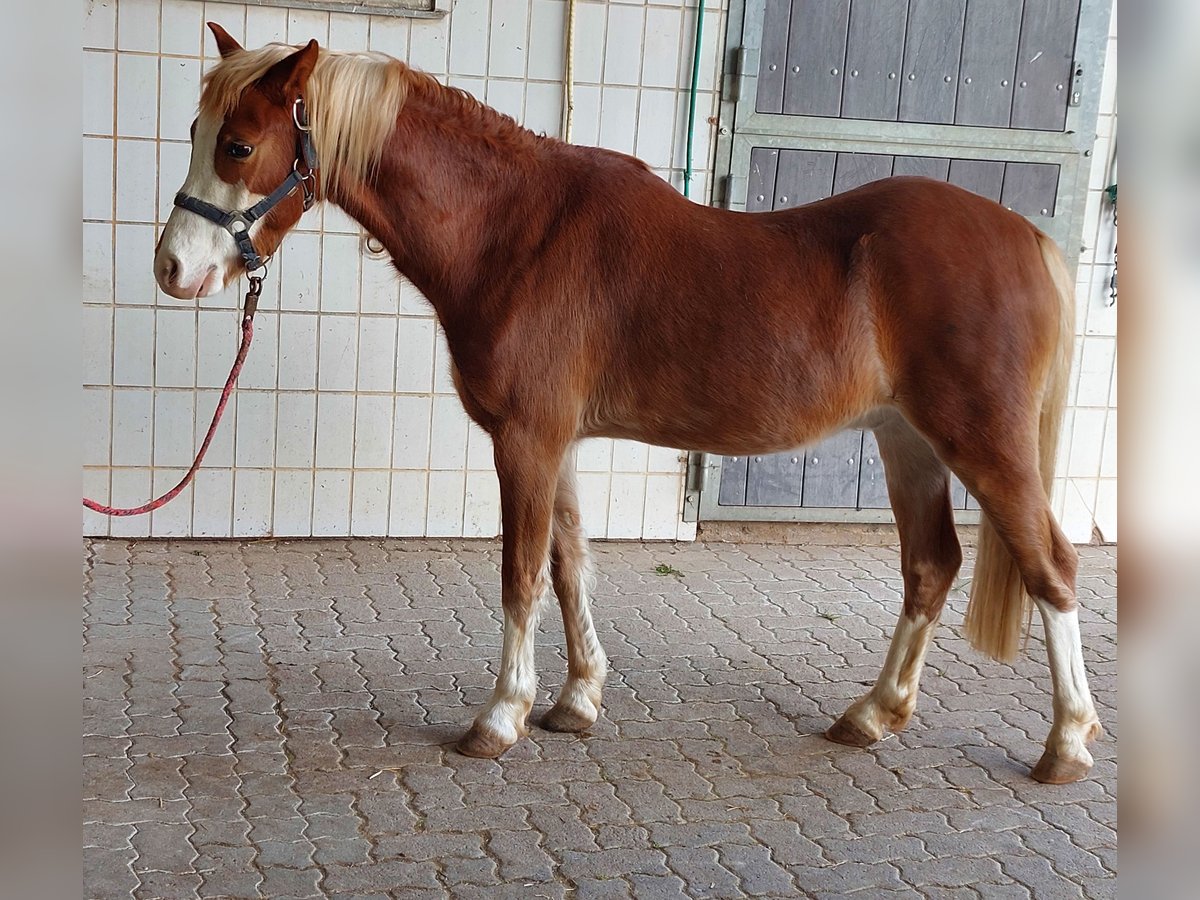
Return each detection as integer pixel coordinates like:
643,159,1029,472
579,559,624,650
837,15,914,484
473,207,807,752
684,0,1113,524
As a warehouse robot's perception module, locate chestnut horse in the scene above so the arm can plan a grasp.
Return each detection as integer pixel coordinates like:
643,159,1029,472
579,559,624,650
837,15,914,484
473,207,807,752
154,26,1102,783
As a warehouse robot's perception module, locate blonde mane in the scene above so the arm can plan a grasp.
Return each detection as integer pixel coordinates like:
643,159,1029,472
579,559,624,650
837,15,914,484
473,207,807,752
200,45,408,197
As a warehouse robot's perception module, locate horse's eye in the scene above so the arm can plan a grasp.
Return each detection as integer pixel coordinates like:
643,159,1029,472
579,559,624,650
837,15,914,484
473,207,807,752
227,142,253,159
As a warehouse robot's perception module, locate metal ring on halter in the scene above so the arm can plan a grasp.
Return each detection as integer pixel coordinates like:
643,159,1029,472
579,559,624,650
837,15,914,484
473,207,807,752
293,97,312,132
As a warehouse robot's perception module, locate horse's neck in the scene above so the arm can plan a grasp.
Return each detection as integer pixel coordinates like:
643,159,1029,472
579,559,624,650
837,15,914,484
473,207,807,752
332,88,551,328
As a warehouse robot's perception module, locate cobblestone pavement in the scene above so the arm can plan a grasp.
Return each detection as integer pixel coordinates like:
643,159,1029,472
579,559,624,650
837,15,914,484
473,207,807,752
83,538,1117,899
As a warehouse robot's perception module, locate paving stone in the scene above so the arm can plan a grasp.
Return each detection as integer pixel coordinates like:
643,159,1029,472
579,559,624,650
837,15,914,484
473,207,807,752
82,538,1117,899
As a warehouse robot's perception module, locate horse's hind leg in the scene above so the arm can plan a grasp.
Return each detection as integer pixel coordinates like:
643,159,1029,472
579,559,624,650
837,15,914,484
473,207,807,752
541,454,607,732
950,454,1102,784
827,415,962,747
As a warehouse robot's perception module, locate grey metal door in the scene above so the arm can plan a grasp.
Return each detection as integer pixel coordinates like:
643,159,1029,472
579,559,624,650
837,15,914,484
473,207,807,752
686,0,1111,525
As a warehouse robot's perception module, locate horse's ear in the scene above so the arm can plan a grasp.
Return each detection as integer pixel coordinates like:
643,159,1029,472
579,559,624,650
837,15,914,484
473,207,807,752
259,39,321,103
207,21,243,59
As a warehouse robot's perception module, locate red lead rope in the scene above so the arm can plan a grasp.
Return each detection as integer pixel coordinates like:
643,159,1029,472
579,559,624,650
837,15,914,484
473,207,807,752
83,280,261,517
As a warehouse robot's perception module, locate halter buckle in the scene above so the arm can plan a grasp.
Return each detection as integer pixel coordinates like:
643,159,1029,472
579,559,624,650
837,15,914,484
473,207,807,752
292,97,312,132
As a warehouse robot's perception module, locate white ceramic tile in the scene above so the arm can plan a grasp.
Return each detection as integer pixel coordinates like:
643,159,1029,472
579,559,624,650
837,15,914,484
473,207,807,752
647,445,683,473
448,76,487,102
202,3,246,48
195,388,234,466
528,0,566,82
287,8,329,44
193,469,234,537
278,313,318,390
612,439,649,472
233,468,274,537
1061,478,1097,543
1099,37,1117,117
318,315,358,391
393,395,432,469
636,89,676,168
568,85,602,145
368,14,410,59
109,469,152,537
1054,408,1074,475
642,474,681,539
354,395,394,468
323,206,361,235
389,471,428,536
312,470,352,536
84,0,117,50
159,58,200,143
115,139,158,222
152,389,195,467
489,0,531,79
83,51,115,136
396,319,436,393
1067,408,1106,479
576,438,613,472
83,305,113,387
1100,410,1117,478
487,80,526,121
672,90,714,170
117,0,161,52
111,389,153,466
603,6,644,86
607,473,647,538
153,308,195,388
197,310,240,388
1108,352,1117,407
361,255,400,314
448,1,489,77
1094,479,1116,542
315,394,356,468
83,222,114,303
430,396,470,470
426,471,466,536
572,3,607,83
1076,337,1115,408
273,470,314,535
114,224,157,304
679,9,721,94
357,317,397,392
642,7,682,88
235,392,277,468
467,424,495,471
147,468,192,535
328,12,369,51
351,470,391,535
82,469,111,536
599,86,638,154
399,279,435,317
408,13,451,75
83,137,114,221
524,81,563,136
244,4,287,47
83,389,113,468
280,229,321,312
576,472,611,533
464,472,501,537
116,55,158,138
161,0,203,56
157,141,192,221
276,392,317,468
321,234,361,313
113,308,155,386
240,312,278,390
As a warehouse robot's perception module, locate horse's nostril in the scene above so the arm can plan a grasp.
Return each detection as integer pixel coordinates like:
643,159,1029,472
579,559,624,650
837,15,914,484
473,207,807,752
162,254,181,286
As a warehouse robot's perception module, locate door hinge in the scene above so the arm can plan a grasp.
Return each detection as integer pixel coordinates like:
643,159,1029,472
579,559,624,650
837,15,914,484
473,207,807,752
734,47,759,103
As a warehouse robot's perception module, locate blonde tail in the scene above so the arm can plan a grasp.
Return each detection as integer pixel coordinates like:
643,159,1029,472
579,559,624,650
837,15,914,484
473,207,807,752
963,232,1074,661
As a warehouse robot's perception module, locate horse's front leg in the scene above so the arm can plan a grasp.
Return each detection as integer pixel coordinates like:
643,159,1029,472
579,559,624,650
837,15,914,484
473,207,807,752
457,428,563,758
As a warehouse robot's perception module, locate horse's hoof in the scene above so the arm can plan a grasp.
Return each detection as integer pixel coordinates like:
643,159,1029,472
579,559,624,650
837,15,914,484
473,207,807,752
456,723,515,759
825,715,878,748
1030,749,1092,784
541,702,597,733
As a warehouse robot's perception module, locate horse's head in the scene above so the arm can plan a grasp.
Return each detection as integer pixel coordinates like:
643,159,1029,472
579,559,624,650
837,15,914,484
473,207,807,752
155,24,320,299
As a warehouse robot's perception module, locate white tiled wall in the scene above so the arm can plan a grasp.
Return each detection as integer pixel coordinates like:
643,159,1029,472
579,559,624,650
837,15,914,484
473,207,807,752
82,0,722,539
1054,1,1118,543
83,0,1117,544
